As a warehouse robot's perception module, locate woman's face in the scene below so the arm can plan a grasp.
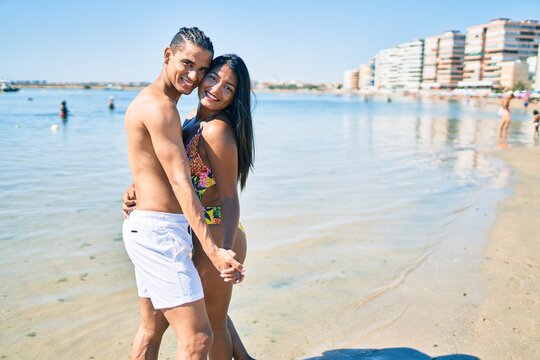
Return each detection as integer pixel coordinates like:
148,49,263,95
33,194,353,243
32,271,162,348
198,64,238,112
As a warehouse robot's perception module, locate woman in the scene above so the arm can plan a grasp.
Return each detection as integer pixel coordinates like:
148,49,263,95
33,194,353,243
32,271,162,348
498,92,514,138
123,54,255,360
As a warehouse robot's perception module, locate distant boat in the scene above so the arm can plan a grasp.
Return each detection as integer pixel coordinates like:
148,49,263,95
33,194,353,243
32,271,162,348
0,80,20,92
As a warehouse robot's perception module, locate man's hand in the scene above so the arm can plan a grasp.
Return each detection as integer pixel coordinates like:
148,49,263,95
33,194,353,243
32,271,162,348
209,248,245,284
122,184,137,218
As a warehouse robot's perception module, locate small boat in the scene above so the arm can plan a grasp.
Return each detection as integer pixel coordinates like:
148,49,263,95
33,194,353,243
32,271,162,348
0,80,20,92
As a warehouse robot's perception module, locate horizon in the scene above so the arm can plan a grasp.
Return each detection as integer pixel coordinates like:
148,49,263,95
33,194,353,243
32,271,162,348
1,0,539,83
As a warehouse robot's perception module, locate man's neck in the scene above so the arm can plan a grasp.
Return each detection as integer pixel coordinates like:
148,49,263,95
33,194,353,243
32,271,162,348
154,71,181,105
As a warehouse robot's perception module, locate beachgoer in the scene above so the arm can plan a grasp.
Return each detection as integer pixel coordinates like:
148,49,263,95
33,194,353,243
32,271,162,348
59,100,68,119
122,27,245,360
498,92,514,138
124,54,256,360
533,110,539,139
108,96,115,110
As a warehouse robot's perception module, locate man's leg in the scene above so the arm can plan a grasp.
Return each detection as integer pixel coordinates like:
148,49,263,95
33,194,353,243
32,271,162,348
131,297,169,360
162,298,213,360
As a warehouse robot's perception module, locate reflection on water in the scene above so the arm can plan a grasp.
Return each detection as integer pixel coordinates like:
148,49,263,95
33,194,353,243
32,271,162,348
0,90,533,251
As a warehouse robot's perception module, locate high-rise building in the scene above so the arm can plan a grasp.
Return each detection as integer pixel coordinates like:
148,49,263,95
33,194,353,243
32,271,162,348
535,45,540,91
397,39,425,89
461,18,540,89
375,47,400,89
375,40,424,90
422,31,465,89
343,69,359,90
422,36,440,88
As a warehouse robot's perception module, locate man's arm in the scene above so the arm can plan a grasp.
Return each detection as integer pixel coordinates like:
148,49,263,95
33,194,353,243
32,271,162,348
143,103,244,274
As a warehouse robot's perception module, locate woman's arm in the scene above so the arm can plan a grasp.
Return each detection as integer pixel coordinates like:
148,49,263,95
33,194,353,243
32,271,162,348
122,183,137,218
202,119,240,250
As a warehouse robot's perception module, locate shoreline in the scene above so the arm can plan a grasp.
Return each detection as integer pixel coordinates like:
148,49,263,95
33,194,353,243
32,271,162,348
471,146,540,359
11,84,540,112
299,147,540,359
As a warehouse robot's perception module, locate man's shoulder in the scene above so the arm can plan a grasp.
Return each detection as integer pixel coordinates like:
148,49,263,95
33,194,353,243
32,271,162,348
127,87,178,123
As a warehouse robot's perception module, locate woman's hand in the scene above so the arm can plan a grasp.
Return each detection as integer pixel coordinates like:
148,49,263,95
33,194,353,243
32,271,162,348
122,184,137,218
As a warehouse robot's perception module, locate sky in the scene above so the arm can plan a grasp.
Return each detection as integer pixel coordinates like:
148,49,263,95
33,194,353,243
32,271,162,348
1,0,540,83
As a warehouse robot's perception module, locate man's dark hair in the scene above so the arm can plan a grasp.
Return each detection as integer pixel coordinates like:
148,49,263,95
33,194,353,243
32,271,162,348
534,110,539,115
170,27,213,56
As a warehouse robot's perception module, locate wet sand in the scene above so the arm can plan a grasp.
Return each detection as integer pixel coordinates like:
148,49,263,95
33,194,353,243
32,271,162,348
471,146,540,359
2,144,538,359
299,146,540,359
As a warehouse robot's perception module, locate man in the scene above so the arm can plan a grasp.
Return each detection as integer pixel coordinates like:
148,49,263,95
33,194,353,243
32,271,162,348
123,27,244,360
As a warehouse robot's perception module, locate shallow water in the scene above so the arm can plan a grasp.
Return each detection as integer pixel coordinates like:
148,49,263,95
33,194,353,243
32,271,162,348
0,89,535,357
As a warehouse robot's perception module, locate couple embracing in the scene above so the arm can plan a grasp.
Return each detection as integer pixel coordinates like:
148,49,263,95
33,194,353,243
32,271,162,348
122,27,255,359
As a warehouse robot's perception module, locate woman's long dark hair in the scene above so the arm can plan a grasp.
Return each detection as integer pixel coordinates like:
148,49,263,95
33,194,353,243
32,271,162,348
210,54,255,190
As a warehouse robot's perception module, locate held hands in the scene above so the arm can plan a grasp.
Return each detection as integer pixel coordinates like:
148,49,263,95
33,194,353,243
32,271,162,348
122,184,137,218
210,248,246,284
121,185,244,283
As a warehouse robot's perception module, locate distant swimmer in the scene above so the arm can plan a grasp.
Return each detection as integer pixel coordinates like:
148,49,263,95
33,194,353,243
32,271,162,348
108,96,115,110
59,100,69,119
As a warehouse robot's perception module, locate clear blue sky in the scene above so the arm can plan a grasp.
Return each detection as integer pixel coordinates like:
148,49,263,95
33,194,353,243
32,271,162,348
1,0,539,83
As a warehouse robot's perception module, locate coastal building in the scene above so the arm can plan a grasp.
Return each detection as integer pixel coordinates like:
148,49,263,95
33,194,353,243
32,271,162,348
460,18,540,89
527,56,537,85
343,69,359,90
358,62,374,90
536,46,540,91
422,31,466,89
375,47,400,89
499,60,531,89
375,40,424,90
397,39,424,90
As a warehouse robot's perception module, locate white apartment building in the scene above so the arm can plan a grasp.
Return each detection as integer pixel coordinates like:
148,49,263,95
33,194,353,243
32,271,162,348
343,69,359,90
375,47,400,89
397,39,424,89
375,40,424,90
461,18,540,89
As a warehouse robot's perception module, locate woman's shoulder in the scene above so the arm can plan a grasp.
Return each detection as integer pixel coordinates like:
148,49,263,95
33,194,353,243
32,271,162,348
201,116,235,144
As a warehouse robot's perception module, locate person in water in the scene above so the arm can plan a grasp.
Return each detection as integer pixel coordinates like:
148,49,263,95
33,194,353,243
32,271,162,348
59,100,69,119
533,109,539,139
108,96,115,110
498,92,514,138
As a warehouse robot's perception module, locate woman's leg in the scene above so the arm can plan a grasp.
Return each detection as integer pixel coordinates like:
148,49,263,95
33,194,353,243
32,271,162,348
228,316,256,360
193,227,250,360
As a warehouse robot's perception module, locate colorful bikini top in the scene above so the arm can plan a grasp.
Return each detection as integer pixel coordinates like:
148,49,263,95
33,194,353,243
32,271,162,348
185,123,216,199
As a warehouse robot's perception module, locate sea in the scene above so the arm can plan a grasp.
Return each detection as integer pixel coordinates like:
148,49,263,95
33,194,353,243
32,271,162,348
0,88,535,357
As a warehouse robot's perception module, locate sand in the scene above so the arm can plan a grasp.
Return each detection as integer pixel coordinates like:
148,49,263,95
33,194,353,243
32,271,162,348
297,146,540,359
471,146,540,359
1,147,539,359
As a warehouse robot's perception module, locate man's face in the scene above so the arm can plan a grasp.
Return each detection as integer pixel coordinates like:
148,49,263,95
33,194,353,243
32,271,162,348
165,41,212,95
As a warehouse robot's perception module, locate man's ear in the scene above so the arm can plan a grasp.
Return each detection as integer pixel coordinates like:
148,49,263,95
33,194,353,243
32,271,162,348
164,47,172,64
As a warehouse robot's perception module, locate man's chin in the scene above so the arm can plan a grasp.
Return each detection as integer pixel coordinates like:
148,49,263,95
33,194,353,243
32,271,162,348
180,85,196,95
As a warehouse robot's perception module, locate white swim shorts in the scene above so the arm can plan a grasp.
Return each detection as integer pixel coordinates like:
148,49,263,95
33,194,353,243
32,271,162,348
123,210,204,309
